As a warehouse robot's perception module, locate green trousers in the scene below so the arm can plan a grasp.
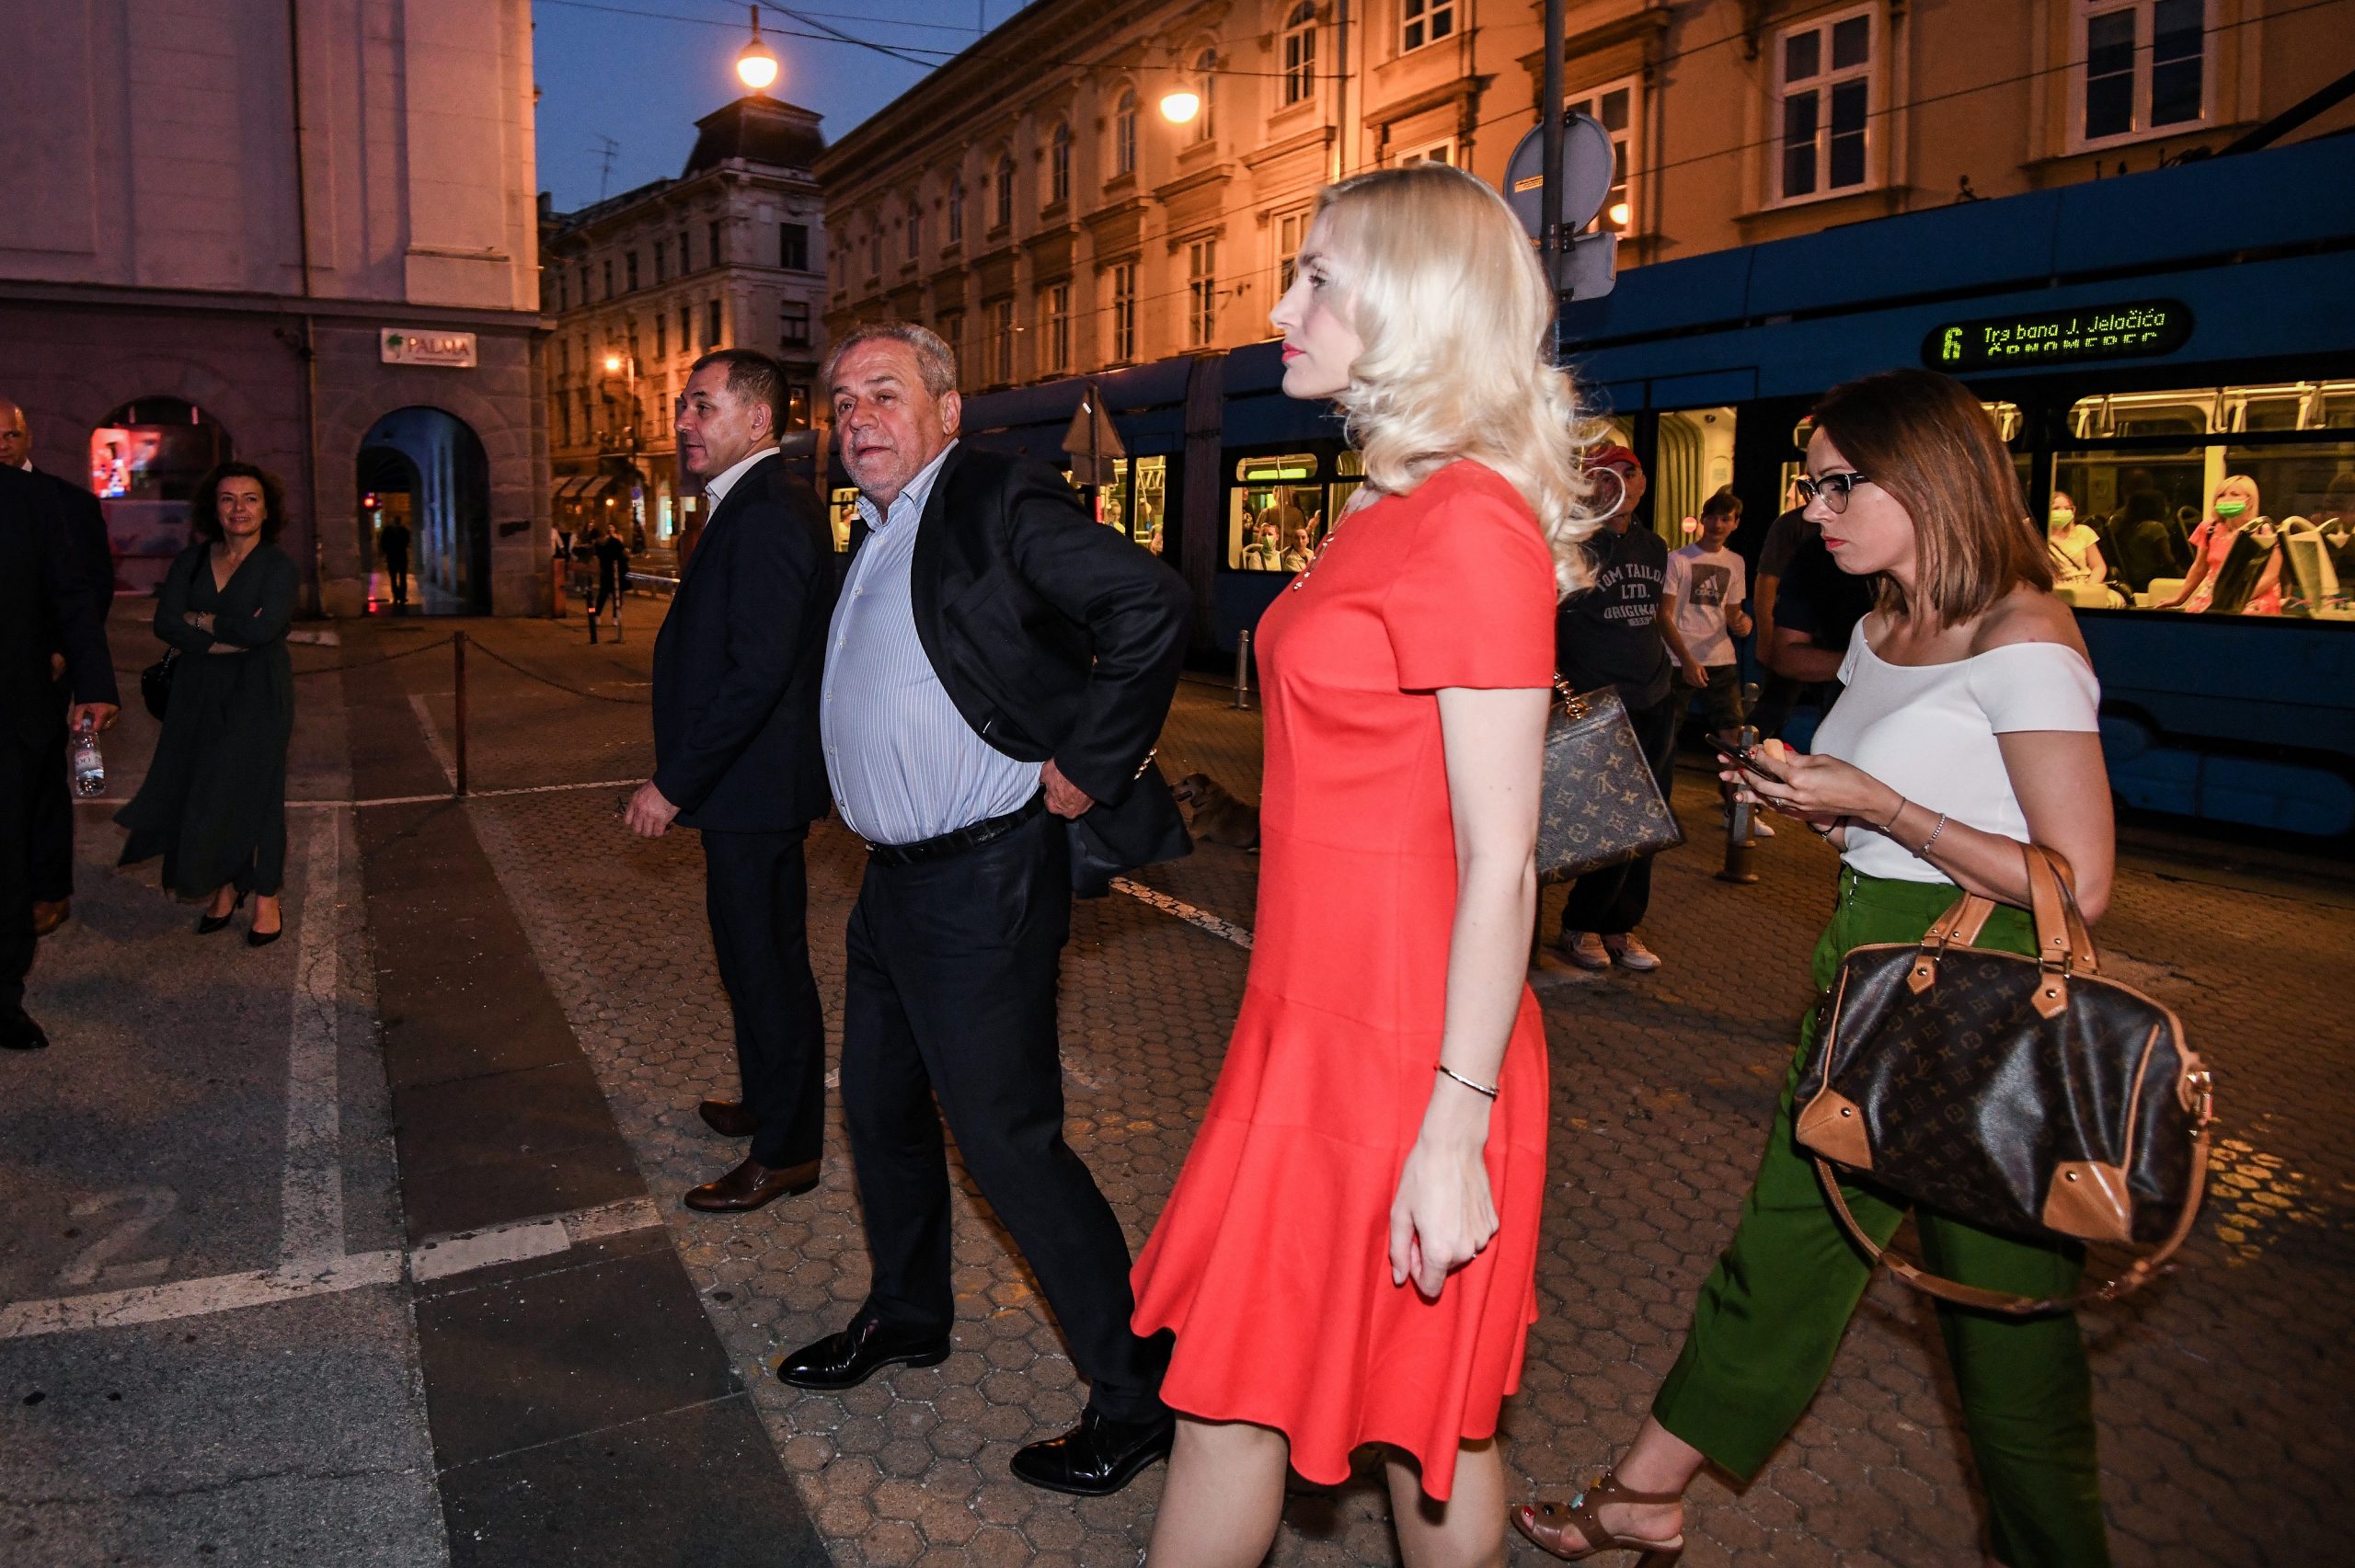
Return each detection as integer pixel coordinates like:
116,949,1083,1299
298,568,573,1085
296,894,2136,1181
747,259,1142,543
1652,871,2110,1568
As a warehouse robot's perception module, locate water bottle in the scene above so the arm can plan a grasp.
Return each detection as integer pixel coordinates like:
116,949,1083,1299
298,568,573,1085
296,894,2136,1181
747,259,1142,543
70,727,105,798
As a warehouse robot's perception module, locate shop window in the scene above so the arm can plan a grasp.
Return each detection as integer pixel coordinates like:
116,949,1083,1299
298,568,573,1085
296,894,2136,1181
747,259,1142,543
1566,82,1639,233
786,383,810,430
1776,8,1873,202
2078,0,2210,147
1281,4,1316,108
1402,0,1453,54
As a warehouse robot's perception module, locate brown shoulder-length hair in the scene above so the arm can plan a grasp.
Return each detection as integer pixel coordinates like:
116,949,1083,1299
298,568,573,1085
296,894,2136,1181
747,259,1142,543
1811,370,2050,625
190,462,290,546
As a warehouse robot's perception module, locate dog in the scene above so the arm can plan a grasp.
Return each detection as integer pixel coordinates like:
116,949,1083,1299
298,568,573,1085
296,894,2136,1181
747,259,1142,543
1172,772,1260,853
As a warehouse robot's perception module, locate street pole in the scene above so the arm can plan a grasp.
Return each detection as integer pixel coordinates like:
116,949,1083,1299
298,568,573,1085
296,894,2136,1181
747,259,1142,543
1541,0,1567,292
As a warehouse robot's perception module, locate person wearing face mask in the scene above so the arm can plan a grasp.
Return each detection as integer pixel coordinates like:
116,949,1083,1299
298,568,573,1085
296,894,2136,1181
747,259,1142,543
2043,493,2121,608
116,464,300,947
2158,475,2281,614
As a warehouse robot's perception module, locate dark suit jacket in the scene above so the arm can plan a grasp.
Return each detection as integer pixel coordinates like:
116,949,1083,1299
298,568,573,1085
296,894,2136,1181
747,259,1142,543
651,452,837,833
849,443,1192,878
32,467,113,715
1,465,116,749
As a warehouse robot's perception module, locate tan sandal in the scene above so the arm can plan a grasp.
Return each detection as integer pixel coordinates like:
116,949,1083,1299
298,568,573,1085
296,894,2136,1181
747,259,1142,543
1512,1471,1684,1563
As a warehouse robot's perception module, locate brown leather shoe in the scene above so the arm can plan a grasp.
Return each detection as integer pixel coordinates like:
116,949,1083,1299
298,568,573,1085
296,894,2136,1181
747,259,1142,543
31,899,68,938
684,1156,820,1213
697,1098,759,1138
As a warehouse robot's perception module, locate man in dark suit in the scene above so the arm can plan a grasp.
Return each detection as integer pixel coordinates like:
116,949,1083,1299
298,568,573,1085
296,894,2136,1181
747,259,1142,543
777,322,1191,1497
0,462,119,1050
625,349,839,1213
1,395,114,938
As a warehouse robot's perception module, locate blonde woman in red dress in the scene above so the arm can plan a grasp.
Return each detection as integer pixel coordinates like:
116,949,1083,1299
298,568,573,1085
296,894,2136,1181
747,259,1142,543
1132,162,1602,1567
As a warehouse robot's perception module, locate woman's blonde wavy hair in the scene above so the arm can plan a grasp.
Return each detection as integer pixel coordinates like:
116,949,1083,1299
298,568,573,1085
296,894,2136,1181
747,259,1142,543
1314,162,1602,596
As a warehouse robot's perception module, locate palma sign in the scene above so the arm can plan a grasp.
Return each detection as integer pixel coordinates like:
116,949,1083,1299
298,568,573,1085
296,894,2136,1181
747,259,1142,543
1923,301,2191,372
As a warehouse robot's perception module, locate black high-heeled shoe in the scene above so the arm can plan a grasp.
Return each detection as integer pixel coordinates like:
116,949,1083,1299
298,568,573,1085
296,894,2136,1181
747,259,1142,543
196,890,247,935
246,921,282,949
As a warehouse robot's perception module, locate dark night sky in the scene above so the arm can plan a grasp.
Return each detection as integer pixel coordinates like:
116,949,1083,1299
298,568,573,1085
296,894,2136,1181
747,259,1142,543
532,1,1005,212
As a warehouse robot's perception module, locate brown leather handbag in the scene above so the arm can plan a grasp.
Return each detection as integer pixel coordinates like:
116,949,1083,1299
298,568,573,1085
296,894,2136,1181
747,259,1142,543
1794,846,2215,1314
1535,684,1683,880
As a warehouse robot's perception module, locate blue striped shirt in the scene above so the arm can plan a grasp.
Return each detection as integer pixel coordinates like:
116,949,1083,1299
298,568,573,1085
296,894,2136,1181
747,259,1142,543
820,441,1040,845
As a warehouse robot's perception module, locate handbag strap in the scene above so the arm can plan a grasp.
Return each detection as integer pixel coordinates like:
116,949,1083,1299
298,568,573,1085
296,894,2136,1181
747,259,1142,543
1809,1094,2214,1318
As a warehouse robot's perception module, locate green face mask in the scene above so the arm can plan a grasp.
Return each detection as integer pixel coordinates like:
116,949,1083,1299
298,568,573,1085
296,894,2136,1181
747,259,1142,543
2215,498,2248,519
2049,507,2074,527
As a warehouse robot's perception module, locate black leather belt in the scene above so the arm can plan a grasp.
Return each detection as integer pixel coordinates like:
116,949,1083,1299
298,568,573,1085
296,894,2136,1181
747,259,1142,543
866,794,1047,868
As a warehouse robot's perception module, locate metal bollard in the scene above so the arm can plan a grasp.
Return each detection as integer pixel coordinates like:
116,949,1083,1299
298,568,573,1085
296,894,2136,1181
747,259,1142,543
1232,628,1252,710
452,631,470,799
1716,712,1760,885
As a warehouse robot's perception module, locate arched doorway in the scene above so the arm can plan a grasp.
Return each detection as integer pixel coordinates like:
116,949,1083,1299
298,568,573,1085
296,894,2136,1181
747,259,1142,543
89,397,232,593
357,407,489,613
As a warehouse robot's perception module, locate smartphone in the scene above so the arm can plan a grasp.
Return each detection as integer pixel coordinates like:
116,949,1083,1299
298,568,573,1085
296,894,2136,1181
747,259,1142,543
1721,741,1787,786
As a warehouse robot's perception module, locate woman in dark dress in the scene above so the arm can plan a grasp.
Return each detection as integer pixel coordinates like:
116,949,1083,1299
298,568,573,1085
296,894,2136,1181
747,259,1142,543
116,463,298,945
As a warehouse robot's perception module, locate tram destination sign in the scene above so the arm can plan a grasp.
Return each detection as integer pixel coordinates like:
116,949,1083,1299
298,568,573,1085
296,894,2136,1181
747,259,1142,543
1923,300,2191,372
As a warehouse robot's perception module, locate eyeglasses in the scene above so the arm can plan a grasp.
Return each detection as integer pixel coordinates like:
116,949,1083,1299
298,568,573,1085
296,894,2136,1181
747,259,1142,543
1794,471,1872,514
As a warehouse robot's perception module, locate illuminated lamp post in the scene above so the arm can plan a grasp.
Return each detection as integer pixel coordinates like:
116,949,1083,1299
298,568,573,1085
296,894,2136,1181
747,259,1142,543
737,6,779,94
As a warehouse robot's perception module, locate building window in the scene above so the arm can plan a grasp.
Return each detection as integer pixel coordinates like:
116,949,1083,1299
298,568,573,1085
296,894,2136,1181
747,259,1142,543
2080,0,2210,145
603,258,614,299
1049,122,1072,208
1395,139,1454,166
680,229,692,271
948,176,964,244
1281,3,1316,107
626,250,639,292
994,154,1016,229
678,303,692,352
1110,262,1137,362
988,297,1015,383
1042,283,1071,374
867,222,881,280
578,264,590,303
654,314,666,361
1277,210,1310,293
1192,49,1217,143
782,299,810,349
709,219,724,267
706,299,722,349
556,271,569,312
937,309,965,369
557,337,570,376
1776,8,1873,202
907,200,923,258
559,398,571,446
1187,239,1217,349
1402,0,1453,53
657,240,672,284
780,221,810,270
1114,89,1138,177
1568,80,1639,232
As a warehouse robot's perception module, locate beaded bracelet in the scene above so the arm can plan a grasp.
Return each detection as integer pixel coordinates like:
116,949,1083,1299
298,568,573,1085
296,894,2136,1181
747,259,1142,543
1436,1064,1499,1100
1918,813,1948,858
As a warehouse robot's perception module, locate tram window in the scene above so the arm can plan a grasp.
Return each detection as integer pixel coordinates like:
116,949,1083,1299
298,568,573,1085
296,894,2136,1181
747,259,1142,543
1652,406,1736,545
1229,452,1324,571
1100,455,1170,555
2050,441,2355,618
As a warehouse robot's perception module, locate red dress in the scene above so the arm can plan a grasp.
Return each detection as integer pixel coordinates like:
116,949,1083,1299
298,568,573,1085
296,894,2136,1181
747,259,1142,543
1132,460,1557,1501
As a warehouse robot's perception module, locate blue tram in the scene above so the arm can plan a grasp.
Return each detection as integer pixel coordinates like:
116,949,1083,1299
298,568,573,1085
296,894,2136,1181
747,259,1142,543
928,134,2355,845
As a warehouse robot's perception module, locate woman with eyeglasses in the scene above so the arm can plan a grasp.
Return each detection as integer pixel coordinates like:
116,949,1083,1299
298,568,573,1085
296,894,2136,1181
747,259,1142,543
1515,369,2117,1568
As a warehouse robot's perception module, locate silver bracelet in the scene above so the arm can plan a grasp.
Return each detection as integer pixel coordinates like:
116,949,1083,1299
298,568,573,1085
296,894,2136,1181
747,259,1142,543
1917,813,1948,859
1435,1063,1499,1100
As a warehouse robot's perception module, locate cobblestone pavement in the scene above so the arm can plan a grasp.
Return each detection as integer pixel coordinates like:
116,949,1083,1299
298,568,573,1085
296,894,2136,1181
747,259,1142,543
361,608,2349,1566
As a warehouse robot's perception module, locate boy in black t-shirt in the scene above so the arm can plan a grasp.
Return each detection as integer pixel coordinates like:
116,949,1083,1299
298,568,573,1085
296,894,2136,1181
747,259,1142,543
1551,445,1675,974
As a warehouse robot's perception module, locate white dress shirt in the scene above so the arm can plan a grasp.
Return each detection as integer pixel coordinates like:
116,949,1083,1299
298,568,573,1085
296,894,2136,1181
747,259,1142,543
819,441,1041,845
702,443,778,510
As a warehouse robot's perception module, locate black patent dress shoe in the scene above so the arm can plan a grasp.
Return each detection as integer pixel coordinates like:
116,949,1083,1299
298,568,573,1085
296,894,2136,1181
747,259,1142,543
2,1007,50,1051
1010,1407,1176,1496
776,1313,950,1391
697,1098,759,1138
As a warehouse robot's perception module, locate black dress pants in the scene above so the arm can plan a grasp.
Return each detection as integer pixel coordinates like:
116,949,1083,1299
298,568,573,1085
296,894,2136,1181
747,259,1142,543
2,738,38,1010
840,811,1167,1425
386,556,409,604
1561,690,1681,938
29,688,72,902
702,828,824,1170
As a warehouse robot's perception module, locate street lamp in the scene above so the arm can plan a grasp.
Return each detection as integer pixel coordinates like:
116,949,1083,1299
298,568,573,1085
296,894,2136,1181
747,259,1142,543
737,6,778,93
1158,88,1201,124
